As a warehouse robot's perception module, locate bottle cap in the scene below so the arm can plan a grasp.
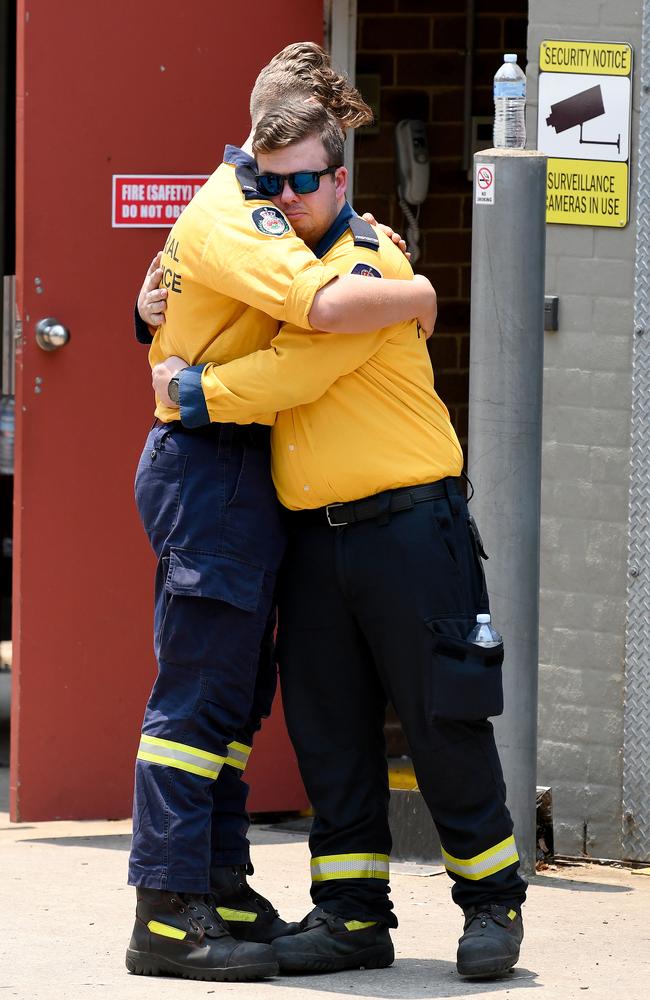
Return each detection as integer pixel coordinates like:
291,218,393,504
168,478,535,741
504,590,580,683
504,53,517,62
477,613,491,623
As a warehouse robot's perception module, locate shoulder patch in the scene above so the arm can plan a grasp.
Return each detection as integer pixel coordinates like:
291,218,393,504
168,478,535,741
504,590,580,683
252,206,290,237
350,262,383,278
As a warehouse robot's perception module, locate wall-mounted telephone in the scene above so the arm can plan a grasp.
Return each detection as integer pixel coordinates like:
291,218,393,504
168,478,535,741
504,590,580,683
395,120,429,264
395,119,430,205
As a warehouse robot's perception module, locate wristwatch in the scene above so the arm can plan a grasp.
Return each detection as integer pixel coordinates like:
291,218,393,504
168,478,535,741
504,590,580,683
168,371,185,404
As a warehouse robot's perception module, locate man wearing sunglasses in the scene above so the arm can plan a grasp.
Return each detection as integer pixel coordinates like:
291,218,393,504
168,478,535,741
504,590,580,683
127,43,437,984
153,101,527,982
258,165,338,196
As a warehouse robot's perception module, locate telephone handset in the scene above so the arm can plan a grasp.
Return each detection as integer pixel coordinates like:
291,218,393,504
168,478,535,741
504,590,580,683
395,119,430,205
395,120,429,263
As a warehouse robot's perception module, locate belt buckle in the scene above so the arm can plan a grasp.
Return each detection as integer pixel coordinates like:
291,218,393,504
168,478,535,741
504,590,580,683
326,503,346,527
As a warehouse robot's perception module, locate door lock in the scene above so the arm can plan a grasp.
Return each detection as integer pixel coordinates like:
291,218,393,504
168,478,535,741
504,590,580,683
35,317,70,351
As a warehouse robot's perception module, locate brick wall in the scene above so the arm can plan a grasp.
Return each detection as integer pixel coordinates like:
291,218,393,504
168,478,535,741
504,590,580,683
528,1,641,859
354,0,528,445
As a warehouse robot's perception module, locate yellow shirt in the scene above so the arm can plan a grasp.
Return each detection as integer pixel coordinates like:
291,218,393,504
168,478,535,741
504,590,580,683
191,214,464,509
149,145,337,421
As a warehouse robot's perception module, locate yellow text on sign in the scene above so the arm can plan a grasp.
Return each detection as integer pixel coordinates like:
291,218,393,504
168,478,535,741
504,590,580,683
540,41,632,76
546,159,628,227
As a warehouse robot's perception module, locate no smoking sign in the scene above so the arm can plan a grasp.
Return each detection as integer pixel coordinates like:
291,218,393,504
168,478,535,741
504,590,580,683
475,162,495,205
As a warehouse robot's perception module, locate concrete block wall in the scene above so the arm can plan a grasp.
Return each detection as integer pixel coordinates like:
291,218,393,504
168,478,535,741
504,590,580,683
527,1,641,858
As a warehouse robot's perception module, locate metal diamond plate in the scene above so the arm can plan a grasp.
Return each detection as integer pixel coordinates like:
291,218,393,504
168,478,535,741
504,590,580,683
625,6,650,862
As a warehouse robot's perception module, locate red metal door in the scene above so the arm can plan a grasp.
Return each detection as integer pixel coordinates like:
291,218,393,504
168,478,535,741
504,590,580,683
11,0,320,821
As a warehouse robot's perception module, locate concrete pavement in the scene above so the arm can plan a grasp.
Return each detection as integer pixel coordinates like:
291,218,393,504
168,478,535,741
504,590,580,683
1,738,648,1000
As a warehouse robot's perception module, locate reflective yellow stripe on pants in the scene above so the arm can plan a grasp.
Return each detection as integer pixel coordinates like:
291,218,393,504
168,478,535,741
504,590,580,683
137,734,225,780
225,740,252,771
442,835,519,881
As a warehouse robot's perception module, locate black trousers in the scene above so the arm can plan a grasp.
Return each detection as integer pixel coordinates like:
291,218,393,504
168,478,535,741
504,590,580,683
277,481,527,927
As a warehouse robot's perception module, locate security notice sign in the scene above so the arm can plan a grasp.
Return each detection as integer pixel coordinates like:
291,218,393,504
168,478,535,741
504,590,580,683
112,175,209,228
537,40,633,227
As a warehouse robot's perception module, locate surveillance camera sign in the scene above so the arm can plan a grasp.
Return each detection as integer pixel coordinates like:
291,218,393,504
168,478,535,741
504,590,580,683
541,78,630,162
537,40,633,227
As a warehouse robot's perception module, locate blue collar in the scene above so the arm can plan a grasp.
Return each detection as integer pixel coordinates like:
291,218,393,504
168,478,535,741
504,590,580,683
223,144,256,169
313,202,355,260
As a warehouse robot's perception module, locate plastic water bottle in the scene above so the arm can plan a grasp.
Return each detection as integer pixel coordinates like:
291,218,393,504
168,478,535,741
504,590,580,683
493,54,526,149
467,613,502,648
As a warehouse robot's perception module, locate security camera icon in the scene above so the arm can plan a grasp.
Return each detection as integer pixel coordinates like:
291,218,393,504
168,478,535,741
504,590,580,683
546,84,620,152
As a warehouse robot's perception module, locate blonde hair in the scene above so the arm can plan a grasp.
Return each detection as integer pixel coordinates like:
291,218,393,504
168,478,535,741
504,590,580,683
250,41,373,131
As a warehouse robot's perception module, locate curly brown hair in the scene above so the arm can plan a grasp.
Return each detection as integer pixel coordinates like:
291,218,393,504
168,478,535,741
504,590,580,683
265,41,332,73
250,41,373,131
253,100,345,166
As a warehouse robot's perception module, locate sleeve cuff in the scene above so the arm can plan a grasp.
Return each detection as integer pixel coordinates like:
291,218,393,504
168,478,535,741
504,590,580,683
179,365,210,428
134,302,154,344
284,263,339,330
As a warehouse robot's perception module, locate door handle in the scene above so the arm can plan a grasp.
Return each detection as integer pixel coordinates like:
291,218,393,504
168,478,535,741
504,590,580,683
35,317,70,351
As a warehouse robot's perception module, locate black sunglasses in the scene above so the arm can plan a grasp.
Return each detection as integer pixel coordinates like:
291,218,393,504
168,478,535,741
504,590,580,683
256,165,342,197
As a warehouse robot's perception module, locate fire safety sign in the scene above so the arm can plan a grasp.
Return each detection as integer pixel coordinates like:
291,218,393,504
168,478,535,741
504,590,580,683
537,40,633,228
112,175,209,228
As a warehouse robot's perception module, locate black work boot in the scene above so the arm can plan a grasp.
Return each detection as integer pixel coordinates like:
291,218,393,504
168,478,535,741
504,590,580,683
209,864,299,942
271,906,394,974
456,903,523,979
125,887,278,981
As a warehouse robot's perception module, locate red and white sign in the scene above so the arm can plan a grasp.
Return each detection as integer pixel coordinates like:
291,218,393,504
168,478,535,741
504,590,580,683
112,174,209,228
475,163,495,205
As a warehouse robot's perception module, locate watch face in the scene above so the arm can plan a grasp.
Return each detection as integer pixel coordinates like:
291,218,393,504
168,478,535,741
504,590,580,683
168,376,180,404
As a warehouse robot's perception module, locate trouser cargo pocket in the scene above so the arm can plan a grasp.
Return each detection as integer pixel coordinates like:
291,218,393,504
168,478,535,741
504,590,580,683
158,548,266,668
426,617,504,720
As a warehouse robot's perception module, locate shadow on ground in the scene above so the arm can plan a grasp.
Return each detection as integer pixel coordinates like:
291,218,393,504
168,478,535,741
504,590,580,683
17,833,132,850
12,821,309,852
529,873,632,894
262,959,539,999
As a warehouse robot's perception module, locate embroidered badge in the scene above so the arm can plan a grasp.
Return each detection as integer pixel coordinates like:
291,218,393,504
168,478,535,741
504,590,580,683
252,206,290,237
350,262,383,278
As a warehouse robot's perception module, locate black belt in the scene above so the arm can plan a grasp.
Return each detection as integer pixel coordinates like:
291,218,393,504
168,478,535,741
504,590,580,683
153,418,270,447
302,478,461,527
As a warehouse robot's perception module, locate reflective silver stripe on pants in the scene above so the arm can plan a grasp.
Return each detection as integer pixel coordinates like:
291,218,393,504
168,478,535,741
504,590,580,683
137,735,224,780
441,835,519,881
225,741,251,771
311,853,390,882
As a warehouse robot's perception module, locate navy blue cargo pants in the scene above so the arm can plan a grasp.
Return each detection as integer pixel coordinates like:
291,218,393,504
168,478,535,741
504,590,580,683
277,479,527,926
128,420,285,891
